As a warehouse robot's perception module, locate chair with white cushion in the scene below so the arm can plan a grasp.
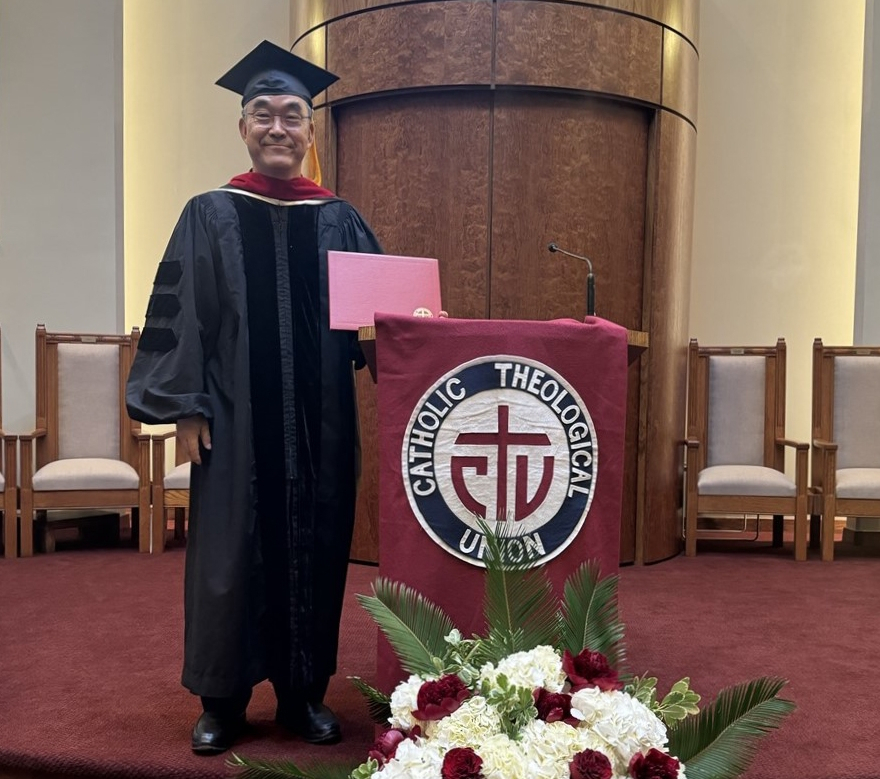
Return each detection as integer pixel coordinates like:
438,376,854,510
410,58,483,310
810,339,880,561
684,338,808,560
150,431,190,552
18,326,150,555
1,327,19,558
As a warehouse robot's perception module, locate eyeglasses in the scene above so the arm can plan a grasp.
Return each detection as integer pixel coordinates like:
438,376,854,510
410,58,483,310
244,110,312,130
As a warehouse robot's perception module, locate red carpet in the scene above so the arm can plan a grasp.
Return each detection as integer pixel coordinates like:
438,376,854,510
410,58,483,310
0,541,877,779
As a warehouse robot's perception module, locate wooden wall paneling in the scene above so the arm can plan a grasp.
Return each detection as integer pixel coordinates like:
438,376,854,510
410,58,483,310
489,92,649,563
335,94,493,561
660,28,699,123
299,0,698,48
639,110,696,563
489,93,649,327
325,1,494,102
495,2,662,104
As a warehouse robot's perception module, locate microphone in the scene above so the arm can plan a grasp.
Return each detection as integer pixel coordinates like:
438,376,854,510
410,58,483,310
548,242,596,316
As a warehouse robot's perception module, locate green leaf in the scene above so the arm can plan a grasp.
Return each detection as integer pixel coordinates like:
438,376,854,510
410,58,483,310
667,677,796,779
480,520,562,660
348,676,392,725
559,561,627,670
227,753,357,779
625,675,659,708
655,677,701,726
356,578,457,678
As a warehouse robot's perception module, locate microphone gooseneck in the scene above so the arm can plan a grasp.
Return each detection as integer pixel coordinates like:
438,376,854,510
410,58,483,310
548,242,596,316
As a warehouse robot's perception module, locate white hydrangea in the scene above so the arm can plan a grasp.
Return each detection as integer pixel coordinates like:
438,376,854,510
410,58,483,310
388,674,428,731
477,733,532,779
428,695,503,747
479,644,566,692
570,688,668,775
370,737,443,779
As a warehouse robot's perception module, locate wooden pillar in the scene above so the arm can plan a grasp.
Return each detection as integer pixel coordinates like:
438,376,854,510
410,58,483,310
292,0,699,564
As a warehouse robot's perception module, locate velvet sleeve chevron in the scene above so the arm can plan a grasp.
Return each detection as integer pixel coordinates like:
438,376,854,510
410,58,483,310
126,197,219,424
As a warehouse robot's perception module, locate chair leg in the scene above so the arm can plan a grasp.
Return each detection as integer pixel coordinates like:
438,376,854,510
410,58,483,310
809,514,821,549
771,514,784,547
685,500,698,557
19,489,34,557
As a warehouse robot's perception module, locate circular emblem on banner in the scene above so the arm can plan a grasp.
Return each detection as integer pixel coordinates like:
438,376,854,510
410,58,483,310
402,355,598,567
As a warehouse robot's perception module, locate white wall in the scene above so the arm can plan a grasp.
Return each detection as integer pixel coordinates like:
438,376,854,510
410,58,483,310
0,0,124,432
123,0,291,331
691,0,866,449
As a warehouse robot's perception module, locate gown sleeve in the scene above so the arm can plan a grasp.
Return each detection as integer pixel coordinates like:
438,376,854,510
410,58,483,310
126,197,220,424
338,204,384,369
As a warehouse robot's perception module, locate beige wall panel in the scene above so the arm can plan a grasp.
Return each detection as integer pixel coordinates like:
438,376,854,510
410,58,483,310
325,1,493,101
641,112,696,563
496,2,662,103
661,29,699,123
289,25,326,69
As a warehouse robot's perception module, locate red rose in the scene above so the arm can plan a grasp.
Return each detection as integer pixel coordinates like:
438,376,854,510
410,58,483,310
569,749,613,779
367,728,408,763
413,674,471,721
534,688,578,726
562,649,623,692
629,748,681,779
441,747,484,779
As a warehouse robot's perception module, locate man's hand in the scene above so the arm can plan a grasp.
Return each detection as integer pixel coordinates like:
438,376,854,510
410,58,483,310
176,414,211,465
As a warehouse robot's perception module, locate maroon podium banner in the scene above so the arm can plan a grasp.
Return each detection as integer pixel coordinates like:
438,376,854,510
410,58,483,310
374,314,629,688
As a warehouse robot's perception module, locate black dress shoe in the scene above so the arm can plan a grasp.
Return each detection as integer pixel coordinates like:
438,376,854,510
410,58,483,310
191,710,247,755
277,701,342,744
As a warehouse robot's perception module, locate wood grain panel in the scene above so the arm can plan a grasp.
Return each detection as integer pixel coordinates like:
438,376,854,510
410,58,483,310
640,111,696,563
325,1,493,102
303,0,698,47
335,93,493,561
661,28,699,123
496,3,662,104
489,93,649,328
490,93,650,562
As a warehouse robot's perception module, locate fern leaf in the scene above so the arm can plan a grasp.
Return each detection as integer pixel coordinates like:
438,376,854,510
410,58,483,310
227,753,356,779
559,561,627,670
480,521,562,658
667,677,796,779
349,675,392,724
357,578,457,677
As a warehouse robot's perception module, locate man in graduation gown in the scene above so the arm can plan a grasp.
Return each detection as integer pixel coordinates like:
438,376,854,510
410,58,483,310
126,41,382,755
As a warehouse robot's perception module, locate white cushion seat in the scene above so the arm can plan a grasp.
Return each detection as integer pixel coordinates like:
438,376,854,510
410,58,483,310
835,467,880,499
32,458,139,491
164,462,190,490
697,464,796,497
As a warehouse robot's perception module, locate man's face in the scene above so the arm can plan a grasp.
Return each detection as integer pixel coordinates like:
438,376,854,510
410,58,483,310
239,94,315,180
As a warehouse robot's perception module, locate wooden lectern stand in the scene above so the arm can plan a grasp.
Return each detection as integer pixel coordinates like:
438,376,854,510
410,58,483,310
364,314,643,689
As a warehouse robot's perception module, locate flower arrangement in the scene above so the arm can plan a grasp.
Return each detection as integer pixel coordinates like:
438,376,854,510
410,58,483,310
231,527,794,779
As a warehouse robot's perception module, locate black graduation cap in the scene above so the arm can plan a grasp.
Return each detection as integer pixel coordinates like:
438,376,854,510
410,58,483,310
215,40,339,107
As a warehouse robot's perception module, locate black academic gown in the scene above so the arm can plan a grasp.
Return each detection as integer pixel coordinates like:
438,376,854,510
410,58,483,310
126,187,382,698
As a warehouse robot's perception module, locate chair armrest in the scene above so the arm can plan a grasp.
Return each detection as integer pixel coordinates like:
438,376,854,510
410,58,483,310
684,438,701,449
151,430,177,442
19,428,47,442
812,438,838,451
777,437,809,451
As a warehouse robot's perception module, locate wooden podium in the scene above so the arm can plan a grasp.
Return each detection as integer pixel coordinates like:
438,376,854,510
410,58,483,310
367,313,640,688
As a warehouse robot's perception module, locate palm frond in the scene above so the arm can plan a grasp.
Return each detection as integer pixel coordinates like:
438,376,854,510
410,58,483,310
480,521,562,660
667,676,796,779
349,675,392,724
357,578,456,678
227,753,356,779
559,561,627,670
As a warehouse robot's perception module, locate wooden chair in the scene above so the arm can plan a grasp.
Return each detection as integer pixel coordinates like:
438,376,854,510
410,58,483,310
810,339,880,561
18,326,151,556
1,327,19,559
150,431,189,553
684,338,808,560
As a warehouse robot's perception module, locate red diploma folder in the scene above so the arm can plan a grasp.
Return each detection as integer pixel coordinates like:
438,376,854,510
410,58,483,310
327,250,442,330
